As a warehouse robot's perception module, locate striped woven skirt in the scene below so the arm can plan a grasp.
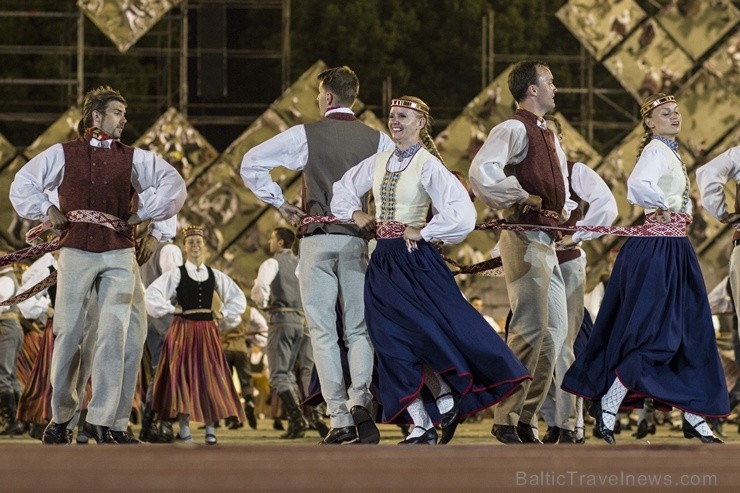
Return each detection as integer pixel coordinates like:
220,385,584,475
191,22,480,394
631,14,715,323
16,328,43,390
151,316,245,423
16,321,53,423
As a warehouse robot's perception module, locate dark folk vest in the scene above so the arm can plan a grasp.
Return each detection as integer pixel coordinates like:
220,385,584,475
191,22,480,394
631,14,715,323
300,115,380,238
176,265,215,321
511,109,566,227
58,137,136,252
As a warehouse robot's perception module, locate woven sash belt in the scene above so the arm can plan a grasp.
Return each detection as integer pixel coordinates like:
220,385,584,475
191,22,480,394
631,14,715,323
0,210,132,306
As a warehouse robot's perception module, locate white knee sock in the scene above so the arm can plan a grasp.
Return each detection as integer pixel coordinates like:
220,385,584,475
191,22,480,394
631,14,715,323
684,412,713,436
422,366,453,414
178,413,192,440
601,378,628,430
205,423,216,436
406,397,433,438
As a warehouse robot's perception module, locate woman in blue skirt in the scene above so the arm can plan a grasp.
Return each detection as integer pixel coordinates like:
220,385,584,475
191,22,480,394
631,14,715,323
331,96,530,444
561,93,729,444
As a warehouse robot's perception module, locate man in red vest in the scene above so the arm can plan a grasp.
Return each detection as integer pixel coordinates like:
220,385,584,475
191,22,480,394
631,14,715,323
9,86,186,445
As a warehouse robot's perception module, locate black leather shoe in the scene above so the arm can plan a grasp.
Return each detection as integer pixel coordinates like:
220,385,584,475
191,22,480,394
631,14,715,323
399,426,437,445
110,430,141,444
592,401,616,445
516,422,543,444
558,428,577,443
319,426,358,445
82,422,117,444
2,419,29,436
350,406,380,444
682,418,723,444
542,426,560,444
42,420,72,445
438,393,460,445
633,419,656,439
492,424,522,444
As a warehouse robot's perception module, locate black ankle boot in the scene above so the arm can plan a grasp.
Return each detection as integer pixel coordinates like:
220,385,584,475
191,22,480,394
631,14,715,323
278,390,307,439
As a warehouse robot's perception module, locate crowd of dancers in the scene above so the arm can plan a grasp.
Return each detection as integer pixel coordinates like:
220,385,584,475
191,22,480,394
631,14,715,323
0,60,738,446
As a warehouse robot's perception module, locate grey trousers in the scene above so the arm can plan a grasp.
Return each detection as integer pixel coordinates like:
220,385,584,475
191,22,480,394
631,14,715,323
494,230,568,427
0,317,23,395
298,235,373,428
730,246,740,326
51,247,136,426
539,255,585,432
265,311,305,395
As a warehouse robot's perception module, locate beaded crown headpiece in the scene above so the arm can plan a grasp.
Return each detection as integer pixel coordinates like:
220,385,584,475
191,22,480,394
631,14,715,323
183,225,205,239
640,95,676,118
391,98,430,116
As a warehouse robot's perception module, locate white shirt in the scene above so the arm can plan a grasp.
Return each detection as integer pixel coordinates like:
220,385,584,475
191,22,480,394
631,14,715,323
240,107,394,208
251,254,283,309
0,267,17,315
569,162,619,243
627,139,691,214
331,152,476,244
695,146,740,221
469,119,576,215
145,260,247,330
15,252,56,321
9,138,186,224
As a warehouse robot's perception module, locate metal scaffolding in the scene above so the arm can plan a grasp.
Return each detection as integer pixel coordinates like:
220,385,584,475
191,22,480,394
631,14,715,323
0,0,291,135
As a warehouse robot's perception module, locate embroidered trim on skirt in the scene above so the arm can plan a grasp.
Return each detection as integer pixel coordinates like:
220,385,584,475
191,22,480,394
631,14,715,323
365,238,530,424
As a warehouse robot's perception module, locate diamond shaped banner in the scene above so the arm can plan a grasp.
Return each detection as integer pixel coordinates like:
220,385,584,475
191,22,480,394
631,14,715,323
676,32,740,159
0,133,15,170
77,0,181,53
24,107,82,160
556,0,647,61
0,156,29,249
603,18,694,100
655,0,739,61
133,107,219,185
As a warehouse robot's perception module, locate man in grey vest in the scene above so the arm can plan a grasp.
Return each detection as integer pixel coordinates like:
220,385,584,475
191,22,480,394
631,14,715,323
253,227,309,439
241,66,393,444
0,260,23,436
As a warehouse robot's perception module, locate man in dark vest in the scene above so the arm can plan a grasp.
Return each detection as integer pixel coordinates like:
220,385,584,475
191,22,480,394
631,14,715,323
9,85,186,445
539,115,617,444
241,66,394,444
470,60,575,444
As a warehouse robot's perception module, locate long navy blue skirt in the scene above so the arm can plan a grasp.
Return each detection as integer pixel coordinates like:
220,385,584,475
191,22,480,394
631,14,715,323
365,238,531,424
561,236,730,417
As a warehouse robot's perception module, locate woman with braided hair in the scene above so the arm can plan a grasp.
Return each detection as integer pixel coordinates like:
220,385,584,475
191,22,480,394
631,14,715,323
561,93,729,444
331,96,530,445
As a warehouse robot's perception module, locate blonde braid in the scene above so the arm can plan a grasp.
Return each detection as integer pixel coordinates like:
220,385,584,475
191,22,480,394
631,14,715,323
420,129,446,167
636,125,653,161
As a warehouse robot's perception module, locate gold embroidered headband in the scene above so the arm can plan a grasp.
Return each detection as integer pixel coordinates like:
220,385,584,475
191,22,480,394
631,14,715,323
183,225,205,238
640,95,676,118
391,98,430,116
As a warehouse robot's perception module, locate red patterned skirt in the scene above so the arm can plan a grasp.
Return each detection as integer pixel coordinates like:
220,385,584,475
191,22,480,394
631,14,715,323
16,328,43,390
16,322,53,423
151,316,245,424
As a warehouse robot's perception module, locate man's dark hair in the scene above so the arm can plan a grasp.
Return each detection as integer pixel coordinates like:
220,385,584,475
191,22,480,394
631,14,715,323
77,85,126,135
507,60,548,103
470,296,482,304
317,66,360,107
273,227,296,249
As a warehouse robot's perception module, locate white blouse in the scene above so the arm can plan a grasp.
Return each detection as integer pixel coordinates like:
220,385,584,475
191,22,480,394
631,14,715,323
145,260,247,330
331,150,476,244
695,146,740,221
627,139,691,215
